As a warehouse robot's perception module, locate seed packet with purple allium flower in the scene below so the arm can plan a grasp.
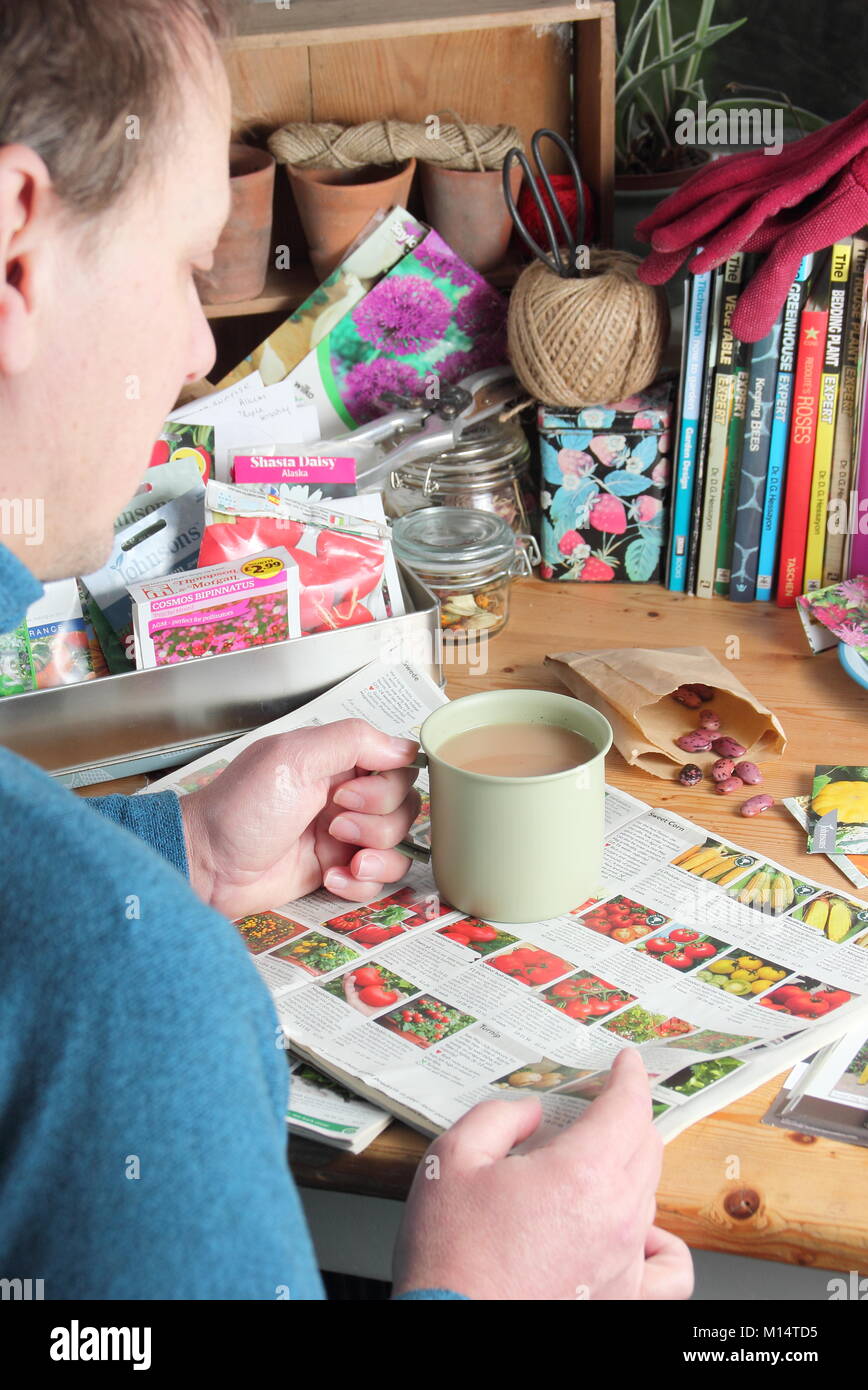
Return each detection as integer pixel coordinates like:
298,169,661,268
280,228,508,432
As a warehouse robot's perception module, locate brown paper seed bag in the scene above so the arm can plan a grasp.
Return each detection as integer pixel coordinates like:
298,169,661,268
546,646,786,779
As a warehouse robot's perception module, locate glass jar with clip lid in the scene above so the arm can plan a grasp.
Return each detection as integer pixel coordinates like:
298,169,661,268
391,506,539,640
385,416,537,536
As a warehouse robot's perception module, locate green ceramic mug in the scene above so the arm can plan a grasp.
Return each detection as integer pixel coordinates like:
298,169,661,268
417,689,613,924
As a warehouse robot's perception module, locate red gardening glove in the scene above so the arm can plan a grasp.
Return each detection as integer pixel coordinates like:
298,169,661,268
635,98,868,257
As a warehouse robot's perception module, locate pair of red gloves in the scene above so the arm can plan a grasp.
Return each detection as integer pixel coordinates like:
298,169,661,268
636,99,868,341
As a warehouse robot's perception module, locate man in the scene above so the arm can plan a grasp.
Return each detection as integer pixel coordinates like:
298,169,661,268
0,0,693,1300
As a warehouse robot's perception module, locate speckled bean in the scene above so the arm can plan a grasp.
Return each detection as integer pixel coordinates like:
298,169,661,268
676,731,714,753
741,794,774,817
672,685,703,708
688,684,715,702
698,710,721,731
711,736,746,758
734,761,762,785
678,763,703,786
715,775,745,795
711,757,735,782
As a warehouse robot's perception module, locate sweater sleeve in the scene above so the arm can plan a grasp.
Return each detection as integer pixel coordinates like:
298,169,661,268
88,789,189,878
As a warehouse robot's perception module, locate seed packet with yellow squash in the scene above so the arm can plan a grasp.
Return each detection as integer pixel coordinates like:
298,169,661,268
808,766,868,856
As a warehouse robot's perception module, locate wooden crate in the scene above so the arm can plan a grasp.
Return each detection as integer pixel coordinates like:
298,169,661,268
210,0,615,326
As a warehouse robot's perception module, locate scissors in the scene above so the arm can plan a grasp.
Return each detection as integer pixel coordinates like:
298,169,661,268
502,127,587,279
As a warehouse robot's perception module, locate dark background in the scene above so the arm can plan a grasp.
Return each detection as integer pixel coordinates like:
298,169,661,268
652,0,865,123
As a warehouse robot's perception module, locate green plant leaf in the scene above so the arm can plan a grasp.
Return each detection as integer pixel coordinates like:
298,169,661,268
624,536,661,581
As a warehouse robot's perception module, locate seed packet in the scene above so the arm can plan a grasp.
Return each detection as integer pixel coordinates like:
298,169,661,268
149,421,214,481
0,580,95,696
25,580,95,689
80,483,205,662
128,547,301,670
0,622,35,697
807,765,868,856
797,577,868,649
114,456,204,532
199,482,404,633
229,448,357,499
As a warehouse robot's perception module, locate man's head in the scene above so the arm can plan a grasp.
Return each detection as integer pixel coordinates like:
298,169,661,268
0,0,234,579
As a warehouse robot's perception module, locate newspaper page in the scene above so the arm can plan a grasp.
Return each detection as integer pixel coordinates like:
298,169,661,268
149,661,868,1145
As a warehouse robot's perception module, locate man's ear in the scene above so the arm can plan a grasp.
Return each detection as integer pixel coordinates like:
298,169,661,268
0,144,53,376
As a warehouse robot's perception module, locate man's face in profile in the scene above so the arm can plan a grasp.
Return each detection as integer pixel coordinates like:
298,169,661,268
0,37,232,580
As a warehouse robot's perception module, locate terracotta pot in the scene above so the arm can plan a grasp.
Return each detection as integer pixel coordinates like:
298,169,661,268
197,143,275,305
419,162,523,272
286,158,416,281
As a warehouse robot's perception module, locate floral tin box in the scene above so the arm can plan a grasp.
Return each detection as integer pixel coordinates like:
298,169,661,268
538,378,674,582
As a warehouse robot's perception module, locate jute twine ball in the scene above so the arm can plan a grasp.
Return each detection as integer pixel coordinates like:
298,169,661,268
507,249,670,407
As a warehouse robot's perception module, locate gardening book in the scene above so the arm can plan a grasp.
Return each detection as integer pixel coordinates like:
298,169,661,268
686,264,726,596
803,241,853,592
286,1058,391,1153
729,304,785,603
695,254,745,598
147,661,868,1147
824,238,867,586
756,257,814,601
846,263,868,580
776,252,833,605
712,329,750,596
667,270,712,592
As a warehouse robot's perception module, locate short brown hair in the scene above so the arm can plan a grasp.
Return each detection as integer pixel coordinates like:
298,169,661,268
0,0,234,214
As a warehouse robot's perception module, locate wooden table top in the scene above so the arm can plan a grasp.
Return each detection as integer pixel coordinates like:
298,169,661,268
79,575,868,1273
289,577,868,1274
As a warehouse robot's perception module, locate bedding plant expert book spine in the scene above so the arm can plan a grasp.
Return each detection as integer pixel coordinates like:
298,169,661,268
776,251,833,607
803,240,853,593
695,254,745,599
824,237,867,586
756,256,814,602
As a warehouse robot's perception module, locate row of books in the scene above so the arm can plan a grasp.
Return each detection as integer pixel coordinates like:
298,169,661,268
666,234,868,604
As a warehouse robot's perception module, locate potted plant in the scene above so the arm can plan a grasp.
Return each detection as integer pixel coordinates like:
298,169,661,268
614,0,823,253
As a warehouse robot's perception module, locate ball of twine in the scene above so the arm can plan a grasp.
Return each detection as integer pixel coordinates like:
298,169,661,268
268,114,523,172
507,250,669,407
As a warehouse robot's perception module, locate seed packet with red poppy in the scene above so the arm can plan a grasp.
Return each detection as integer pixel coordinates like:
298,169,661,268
128,547,300,670
200,482,404,633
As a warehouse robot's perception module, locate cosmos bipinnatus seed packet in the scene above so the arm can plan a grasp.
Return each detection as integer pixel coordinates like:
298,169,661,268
807,766,868,856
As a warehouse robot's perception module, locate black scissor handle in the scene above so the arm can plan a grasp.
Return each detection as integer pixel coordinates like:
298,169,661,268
502,128,587,279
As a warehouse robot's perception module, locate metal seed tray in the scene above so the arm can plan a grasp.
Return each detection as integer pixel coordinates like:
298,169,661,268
0,564,441,786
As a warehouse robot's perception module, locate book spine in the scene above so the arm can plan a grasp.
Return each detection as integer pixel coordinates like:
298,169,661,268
848,366,868,578
667,272,712,591
686,266,725,595
696,254,743,598
776,260,831,606
756,258,812,601
713,344,749,596
729,310,785,602
845,261,868,578
825,238,867,584
804,241,852,591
